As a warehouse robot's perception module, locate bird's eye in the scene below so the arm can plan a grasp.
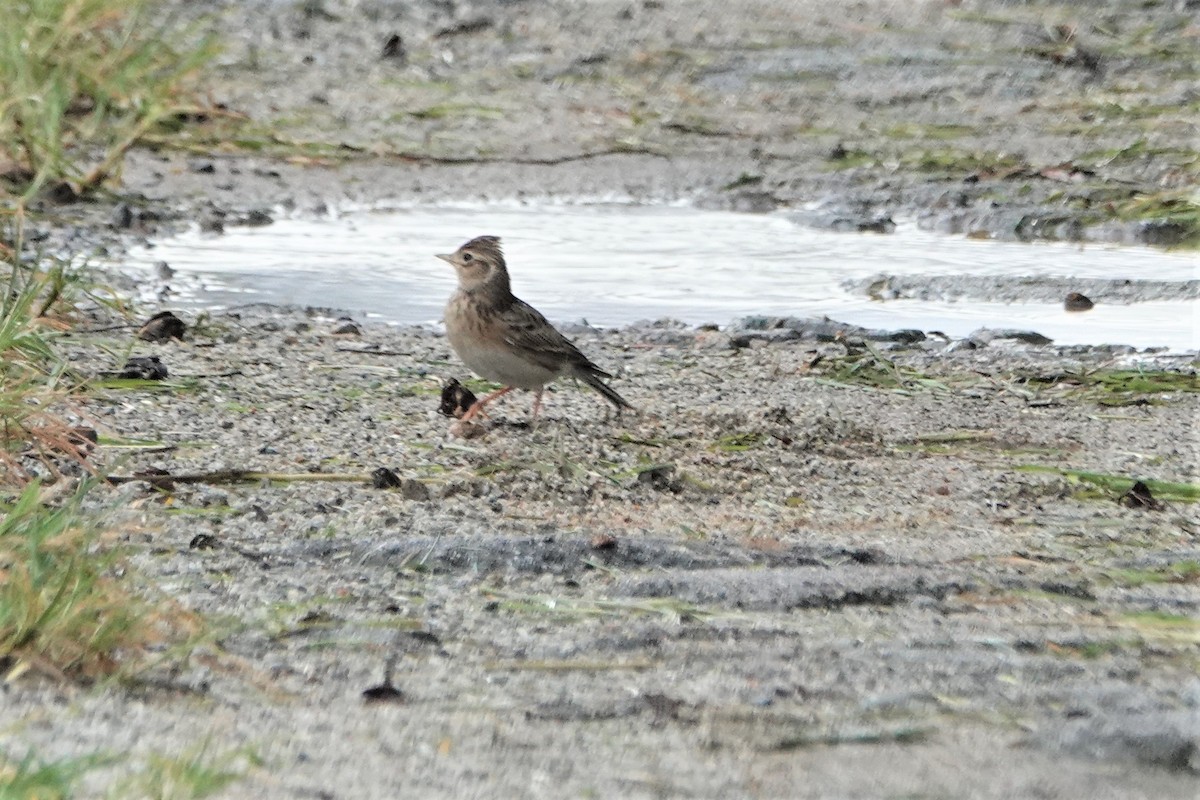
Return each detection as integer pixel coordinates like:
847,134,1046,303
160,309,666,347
462,253,473,262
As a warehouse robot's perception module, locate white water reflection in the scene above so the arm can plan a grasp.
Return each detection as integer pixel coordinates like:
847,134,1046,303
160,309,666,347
123,203,1199,351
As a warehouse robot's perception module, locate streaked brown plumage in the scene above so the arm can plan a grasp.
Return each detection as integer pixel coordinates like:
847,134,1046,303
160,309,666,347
438,235,632,421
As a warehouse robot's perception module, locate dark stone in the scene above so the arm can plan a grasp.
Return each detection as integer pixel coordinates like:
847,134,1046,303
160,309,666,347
114,355,169,380
1065,292,1094,312
1039,581,1097,601
434,17,493,38
967,328,1054,347
1119,480,1161,511
439,378,478,418
138,311,187,342
110,203,135,229
1137,220,1192,248
67,426,98,446
331,318,361,336
381,33,406,61
590,533,618,551
362,683,404,704
636,464,680,493
242,209,273,227
371,467,402,489
399,478,431,501
199,213,224,234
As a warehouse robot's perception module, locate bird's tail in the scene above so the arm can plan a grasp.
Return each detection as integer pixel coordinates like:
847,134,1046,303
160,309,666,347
577,369,633,412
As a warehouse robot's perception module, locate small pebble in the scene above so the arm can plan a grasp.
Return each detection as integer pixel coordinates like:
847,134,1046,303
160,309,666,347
1064,292,1094,312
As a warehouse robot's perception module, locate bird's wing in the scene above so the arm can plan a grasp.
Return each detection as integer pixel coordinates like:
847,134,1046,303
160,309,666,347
498,299,610,377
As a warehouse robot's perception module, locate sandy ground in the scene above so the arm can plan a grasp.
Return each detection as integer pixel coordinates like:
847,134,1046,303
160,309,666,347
5,0,1200,798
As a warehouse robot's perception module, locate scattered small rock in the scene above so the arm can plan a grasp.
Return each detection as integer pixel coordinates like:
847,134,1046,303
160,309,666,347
434,17,493,38
381,33,406,61
399,478,431,501
1039,581,1097,601
788,207,896,234
440,378,478,418
189,533,219,550
1028,24,1103,76
154,260,175,280
1119,480,1161,511
1044,710,1200,773
731,316,922,344
113,355,169,380
1064,292,1094,312
408,630,441,646
883,329,926,344
138,311,187,342
1138,220,1193,248
110,203,135,229
966,328,1054,347
729,329,801,349
449,419,487,439
590,533,618,551
641,692,687,723
725,192,780,213
636,464,680,493
241,209,274,227
331,318,362,336
67,426,98,447
371,467,402,489
199,213,224,234
362,657,404,705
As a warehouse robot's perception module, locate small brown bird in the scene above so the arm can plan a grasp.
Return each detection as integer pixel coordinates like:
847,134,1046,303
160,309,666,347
438,235,632,421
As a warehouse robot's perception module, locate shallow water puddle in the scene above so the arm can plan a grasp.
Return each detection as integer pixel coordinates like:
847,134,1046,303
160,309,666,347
124,204,1199,351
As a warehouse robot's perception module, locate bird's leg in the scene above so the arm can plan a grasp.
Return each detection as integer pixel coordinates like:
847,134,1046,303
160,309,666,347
530,388,545,424
461,385,514,421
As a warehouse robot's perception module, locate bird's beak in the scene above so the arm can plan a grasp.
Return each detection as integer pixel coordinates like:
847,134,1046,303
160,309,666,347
435,253,454,264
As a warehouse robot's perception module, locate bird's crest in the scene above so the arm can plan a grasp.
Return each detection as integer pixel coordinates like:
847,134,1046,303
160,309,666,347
462,235,503,261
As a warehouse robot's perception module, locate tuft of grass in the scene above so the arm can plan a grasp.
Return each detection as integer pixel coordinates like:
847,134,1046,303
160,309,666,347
1046,639,1128,660
710,432,766,452
0,749,112,799
489,592,720,624
0,0,218,198
0,480,197,682
896,431,1068,460
0,230,90,484
1103,561,1200,588
1015,466,1200,503
1109,190,1200,249
406,103,505,121
827,146,878,170
721,173,763,191
771,726,931,750
900,148,1024,176
1022,365,1199,406
0,742,256,800
1116,611,1200,644
111,741,259,800
881,123,976,140
811,344,951,393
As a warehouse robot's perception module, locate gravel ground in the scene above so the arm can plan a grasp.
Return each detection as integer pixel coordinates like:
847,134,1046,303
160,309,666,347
6,306,1197,798
5,0,1200,797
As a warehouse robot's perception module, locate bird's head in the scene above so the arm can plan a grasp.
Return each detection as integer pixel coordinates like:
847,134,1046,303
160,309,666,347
436,235,509,293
